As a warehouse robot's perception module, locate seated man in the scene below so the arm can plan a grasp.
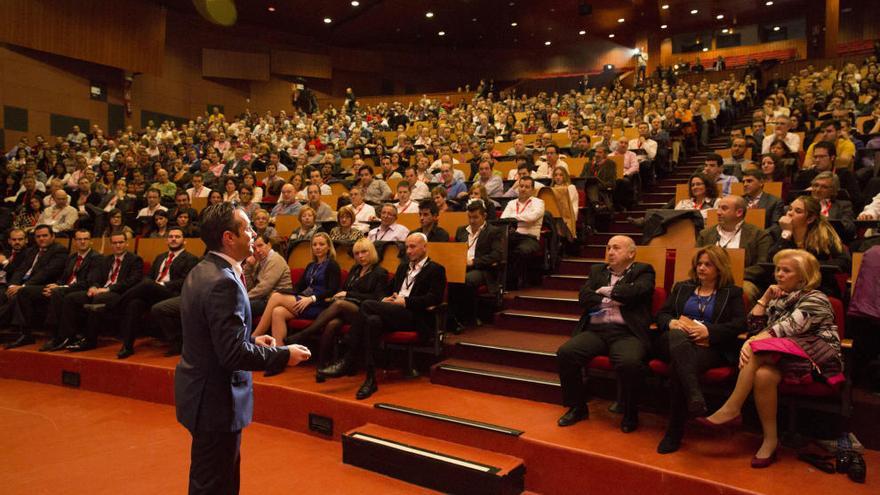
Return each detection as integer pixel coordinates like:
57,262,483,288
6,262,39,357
802,119,855,169
696,196,771,303
808,171,857,242
474,159,504,197
403,167,430,201
319,233,446,400
169,191,199,227
500,176,545,289
556,235,654,432
795,140,862,208
503,163,533,198
741,169,784,228
62,233,144,352
151,295,184,356
411,200,450,242
437,163,468,201
367,204,410,243
450,201,503,327
2,225,68,348
703,153,739,197
12,229,100,351
349,186,376,233
610,138,640,209
394,181,419,214
270,183,303,219
358,165,392,203
0,228,28,287
114,227,199,358
244,233,292,318
136,188,168,222
761,116,801,154
304,184,334,223
723,136,754,180
38,190,79,236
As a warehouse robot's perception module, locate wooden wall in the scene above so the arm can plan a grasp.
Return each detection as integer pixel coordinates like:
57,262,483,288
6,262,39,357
0,0,165,75
660,39,807,67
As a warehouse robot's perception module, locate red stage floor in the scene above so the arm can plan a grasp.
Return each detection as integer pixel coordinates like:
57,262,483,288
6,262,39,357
1,339,877,494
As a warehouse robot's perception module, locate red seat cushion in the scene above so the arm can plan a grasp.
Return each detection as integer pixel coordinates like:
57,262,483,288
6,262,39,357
588,355,613,370
649,359,669,375
701,367,735,383
382,331,420,344
285,319,314,331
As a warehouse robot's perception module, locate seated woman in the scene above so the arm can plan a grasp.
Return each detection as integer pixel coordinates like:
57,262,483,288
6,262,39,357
655,246,746,454
148,210,170,238
759,154,790,200
285,238,389,381
468,183,497,219
222,177,239,203
674,173,718,219
769,195,850,298
330,205,364,242
767,139,797,176
700,249,842,468
252,232,341,342
101,208,134,239
432,186,453,213
252,208,278,243
288,205,320,245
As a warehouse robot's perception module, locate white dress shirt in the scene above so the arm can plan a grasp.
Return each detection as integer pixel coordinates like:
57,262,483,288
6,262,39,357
465,223,485,264
399,256,428,299
352,203,376,232
368,223,410,242
715,221,744,249
501,196,545,238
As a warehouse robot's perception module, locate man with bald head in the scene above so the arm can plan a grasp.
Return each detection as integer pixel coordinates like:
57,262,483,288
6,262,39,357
320,232,446,401
270,183,302,219
38,190,78,235
556,235,655,432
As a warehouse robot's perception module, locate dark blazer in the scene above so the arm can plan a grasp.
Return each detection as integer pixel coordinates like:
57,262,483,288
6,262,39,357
579,158,617,189
412,225,450,242
342,263,388,302
696,222,772,283
148,249,199,295
656,281,746,364
746,192,785,228
389,258,447,336
827,199,856,241
293,259,341,301
9,243,68,286
89,251,145,294
60,250,103,291
575,262,656,346
0,249,29,285
175,253,290,433
454,223,503,271
70,190,101,209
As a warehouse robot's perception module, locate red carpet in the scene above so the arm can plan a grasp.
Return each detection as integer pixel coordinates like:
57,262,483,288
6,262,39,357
1,339,877,494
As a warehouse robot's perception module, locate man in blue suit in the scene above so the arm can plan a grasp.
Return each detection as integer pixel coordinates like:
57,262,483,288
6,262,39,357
174,203,311,495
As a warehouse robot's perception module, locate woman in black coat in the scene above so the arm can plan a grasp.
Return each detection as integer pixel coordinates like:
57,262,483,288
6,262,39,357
285,237,389,381
655,245,746,454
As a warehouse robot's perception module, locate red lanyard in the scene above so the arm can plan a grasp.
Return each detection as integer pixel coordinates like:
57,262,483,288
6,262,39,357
516,199,531,215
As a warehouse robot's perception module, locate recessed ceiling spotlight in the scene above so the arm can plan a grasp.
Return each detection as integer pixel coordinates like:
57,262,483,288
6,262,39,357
438,31,445,36
351,1,359,6
722,28,729,34
323,17,332,24
773,26,781,31
702,47,709,52
661,4,669,10
579,30,586,35
545,41,551,46
618,18,625,23
765,1,774,5
267,6,275,12
716,14,724,20
472,18,477,22
426,12,434,18
511,22,518,27
608,34,615,38
690,9,699,14
660,24,668,29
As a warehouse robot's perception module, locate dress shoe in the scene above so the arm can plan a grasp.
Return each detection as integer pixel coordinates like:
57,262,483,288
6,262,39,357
557,406,589,427
116,346,134,359
355,374,377,400
750,449,778,468
687,397,708,417
315,370,326,383
66,339,96,352
47,337,73,352
608,401,623,414
4,334,35,349
620,414,639,433
39,338,63,352
83,303,107,313
657,433,682,454
319,357,355,378
696,414,742,429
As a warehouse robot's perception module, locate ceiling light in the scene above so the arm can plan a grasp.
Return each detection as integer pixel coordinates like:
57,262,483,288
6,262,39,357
608,34,615,38
425,12,434,18
351,1,359,6
323,17,332,24
661,4,669,9
765,1,774,5
660,24,668,29
579,30,586,35
472,18,477,22
267,6,275,12
511,22,518,27
773,26,781,31
702,47,709,52
690,9,699,14
721,28,729,34
716,14,724,20
618,18,625,23
438,31,445,36
544,41,551,46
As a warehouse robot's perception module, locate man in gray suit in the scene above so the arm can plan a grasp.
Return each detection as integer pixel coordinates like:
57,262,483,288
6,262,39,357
741,169,784,228
174,203,311,495
696,195,771,303
243,232,292,317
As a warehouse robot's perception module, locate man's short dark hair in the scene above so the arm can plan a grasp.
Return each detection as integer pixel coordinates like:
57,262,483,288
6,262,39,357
466,200,487,216
168,226,185,236
545,144,558,154
418,199,439,216
742,169,765,181
200,202,240,252
705,153,723,166
822,119,841,131
520,176,535,188
358,165,373,176
74,228,91,238
33,224,53,236
176,190,190,199
814,141,837,158
255,231,272,244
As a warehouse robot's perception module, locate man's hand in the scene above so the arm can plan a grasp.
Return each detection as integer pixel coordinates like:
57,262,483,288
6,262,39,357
858,213,876,221
254,335,276,348
287,344,311,365
387,293,406,306
6,284,22,297
87,287,109,297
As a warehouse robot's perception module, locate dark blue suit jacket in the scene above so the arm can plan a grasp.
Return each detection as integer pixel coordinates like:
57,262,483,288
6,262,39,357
174,252,289,433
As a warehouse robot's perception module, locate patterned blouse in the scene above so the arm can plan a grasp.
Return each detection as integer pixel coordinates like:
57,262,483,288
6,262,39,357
329,226,364,242
747,289,841,360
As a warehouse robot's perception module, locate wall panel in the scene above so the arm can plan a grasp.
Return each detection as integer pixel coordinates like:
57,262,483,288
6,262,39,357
271,50,332,79
202,49,270,81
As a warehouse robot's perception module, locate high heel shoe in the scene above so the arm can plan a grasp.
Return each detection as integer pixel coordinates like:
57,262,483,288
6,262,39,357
751,449,778,468
695,414,742,429
315,370,326,383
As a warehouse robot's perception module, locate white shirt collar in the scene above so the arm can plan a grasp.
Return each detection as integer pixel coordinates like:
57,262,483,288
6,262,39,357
210,250,243,278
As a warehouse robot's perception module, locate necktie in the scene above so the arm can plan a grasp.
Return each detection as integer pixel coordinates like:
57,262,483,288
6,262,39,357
67,255,84,285
106,257,122,287
157,251,175,282
240,272,247,289
23,248,45,281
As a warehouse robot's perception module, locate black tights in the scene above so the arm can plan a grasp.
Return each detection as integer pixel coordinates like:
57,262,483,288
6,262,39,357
287,299,360,366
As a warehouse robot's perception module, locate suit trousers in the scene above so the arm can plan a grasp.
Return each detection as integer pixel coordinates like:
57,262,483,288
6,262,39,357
354,300,416,368
557,323,648,410
119,280,174,348
449,268,494,324
507,232,540,288
11,284,47,332
59,290,122,344
656,329,726,435
152,296,183,349
188,429,241,495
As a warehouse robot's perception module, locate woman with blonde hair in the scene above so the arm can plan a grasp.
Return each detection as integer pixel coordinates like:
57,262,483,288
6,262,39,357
252,232,341,343
654,246,746,453
285,237,389,381
699,249,842,468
